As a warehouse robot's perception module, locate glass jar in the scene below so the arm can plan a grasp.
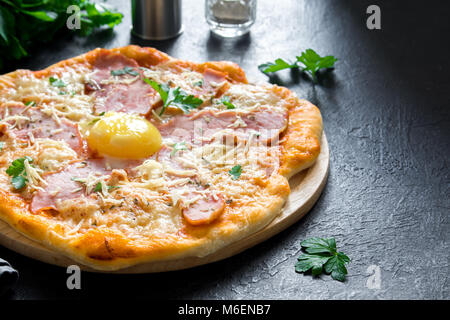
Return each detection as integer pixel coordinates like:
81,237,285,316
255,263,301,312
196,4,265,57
205,0,257,38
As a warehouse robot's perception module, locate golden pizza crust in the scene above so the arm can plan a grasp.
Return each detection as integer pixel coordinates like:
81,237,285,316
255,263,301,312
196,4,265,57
0,46,322,270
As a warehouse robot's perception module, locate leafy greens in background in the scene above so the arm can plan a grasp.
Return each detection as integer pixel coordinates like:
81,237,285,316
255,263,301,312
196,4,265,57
258,49,338,82
295,237,350,282
0,0,123,70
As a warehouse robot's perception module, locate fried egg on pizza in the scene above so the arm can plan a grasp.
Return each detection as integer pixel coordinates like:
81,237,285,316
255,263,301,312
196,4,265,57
0,46,322,270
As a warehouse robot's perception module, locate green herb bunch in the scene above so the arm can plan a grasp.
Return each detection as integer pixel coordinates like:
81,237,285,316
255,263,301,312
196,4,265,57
0,0,123,69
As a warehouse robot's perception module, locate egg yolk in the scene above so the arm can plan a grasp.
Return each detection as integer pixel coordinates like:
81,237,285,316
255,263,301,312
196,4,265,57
87,112,162,159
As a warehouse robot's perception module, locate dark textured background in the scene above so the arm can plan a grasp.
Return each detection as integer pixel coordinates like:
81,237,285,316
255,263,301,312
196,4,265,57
1,0,449,300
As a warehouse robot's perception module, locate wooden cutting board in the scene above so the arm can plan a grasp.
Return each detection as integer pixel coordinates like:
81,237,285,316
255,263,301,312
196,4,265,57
0,135,329,273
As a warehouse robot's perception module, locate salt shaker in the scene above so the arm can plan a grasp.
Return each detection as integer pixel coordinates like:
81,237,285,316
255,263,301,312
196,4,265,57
131,0,183,40
205,0,257,38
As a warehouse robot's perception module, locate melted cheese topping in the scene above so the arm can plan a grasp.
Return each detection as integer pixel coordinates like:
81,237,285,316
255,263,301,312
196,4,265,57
0,59,286,240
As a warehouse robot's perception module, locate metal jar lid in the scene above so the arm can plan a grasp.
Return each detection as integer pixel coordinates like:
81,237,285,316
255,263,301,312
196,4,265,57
131,0,183,40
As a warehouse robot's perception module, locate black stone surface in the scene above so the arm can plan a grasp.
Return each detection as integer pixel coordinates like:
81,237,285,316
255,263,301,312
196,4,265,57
0,0,449,300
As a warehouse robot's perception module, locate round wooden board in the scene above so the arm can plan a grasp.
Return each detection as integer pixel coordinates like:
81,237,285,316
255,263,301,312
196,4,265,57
0,135,329,273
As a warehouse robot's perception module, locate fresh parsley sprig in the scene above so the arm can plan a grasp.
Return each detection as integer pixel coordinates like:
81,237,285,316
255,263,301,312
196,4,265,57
6,156,33,190
144,79,203,116
295,237,350,282
258,49,337,82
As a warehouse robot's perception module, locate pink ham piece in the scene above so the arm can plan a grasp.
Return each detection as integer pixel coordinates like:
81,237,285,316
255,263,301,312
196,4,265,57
156,146,187,172
0,103,83,154
193,68,229,98
30,158,140,213
30,159,109,213
87,52,159,116
156,108,288,145
182,194,225,226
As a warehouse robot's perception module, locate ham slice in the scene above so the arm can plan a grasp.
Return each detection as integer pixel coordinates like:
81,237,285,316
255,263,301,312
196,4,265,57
156,108,288,145
31,158,140,213
31,159,109,213
193,68,229,98
0,103,83,154
87,52,159,116
182,194,225,226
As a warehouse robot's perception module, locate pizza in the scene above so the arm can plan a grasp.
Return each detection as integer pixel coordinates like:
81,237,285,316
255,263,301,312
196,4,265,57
0,46,322,271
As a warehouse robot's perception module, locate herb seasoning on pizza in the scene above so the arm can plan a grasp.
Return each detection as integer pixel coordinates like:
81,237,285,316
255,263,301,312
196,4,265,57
0,46,322,270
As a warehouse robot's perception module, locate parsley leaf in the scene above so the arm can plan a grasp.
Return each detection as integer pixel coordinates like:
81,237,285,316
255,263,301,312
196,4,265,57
111,66,139,76
6,156,32,177
11,175,27,190
296,253,332,276
229,165,242,180
144,79,203,116
324,252,350,282
258,58,297,74
296,49,338,82
49,77,66,88
89,112,106,125
172,94,203,113
93,182,102,193
259,49,337,82
6,156,33,190
295,237,350,282
301,237,337,254
171,141,187,157
218,96,235,109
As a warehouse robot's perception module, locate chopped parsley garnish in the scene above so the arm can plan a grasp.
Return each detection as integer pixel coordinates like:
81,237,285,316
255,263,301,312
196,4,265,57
0,142,4,152
194,80,203,87
93,182,102,193
229,165,242,180
93,183,119,192
219,96,235,109
89,112,105,125
171,141,187,156
72,179,119,194
258,49,337,82
295,237,350,282
25,101,36,107
144,79,203,116
110,66,139,76
6,156,33,190
49,77,66,88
